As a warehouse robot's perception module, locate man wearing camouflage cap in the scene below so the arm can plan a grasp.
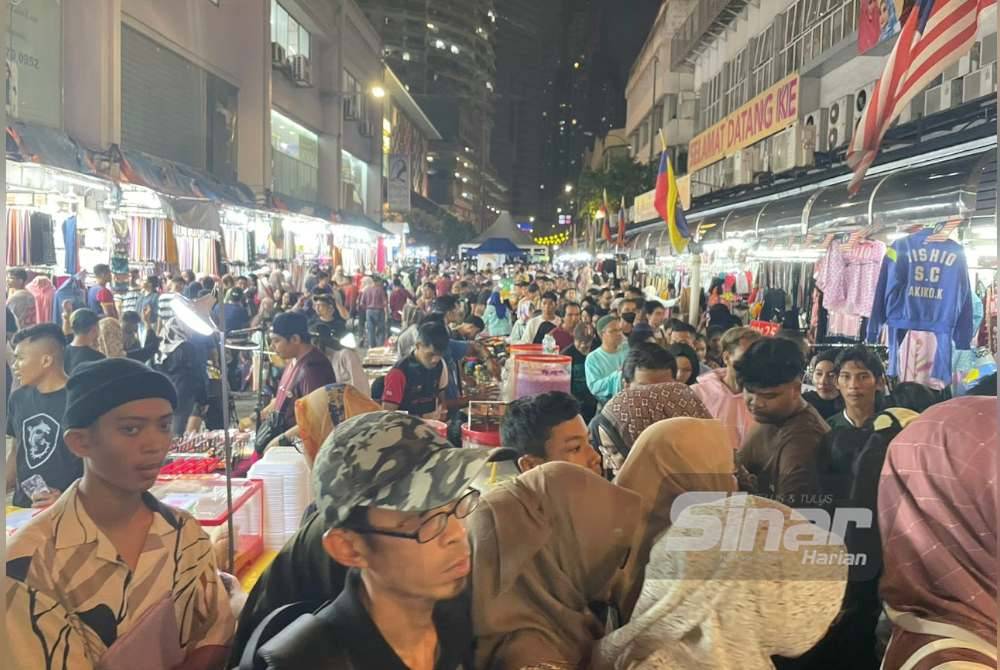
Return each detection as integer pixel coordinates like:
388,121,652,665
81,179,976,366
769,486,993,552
242,411,491,669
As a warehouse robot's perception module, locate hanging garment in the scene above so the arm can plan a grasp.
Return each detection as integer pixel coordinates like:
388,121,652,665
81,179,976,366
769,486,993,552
52,277,88,323
7,209,31,266
62,215,79,274
867,229,974,382
26,276,55,325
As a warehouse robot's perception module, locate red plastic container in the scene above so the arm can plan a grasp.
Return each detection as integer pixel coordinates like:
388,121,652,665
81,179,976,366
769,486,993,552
461,424,503,450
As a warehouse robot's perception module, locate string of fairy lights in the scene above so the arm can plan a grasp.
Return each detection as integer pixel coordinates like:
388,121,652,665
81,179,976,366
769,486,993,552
533,231,571,246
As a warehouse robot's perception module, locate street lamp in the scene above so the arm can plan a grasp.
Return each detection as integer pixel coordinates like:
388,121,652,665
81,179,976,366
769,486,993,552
564,183,573,193
370,85,386,99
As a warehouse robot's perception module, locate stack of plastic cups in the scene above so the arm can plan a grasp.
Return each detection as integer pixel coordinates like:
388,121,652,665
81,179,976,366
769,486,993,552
248,446,312,551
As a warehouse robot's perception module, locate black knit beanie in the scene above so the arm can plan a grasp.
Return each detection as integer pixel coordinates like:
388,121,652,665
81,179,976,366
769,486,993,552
64,358,179,428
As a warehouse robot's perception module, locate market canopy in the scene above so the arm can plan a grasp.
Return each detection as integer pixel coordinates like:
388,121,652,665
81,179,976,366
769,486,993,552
467,211,540,248
335,209,392,236
6,121,95,175
467,237,527,257
119,148,256,209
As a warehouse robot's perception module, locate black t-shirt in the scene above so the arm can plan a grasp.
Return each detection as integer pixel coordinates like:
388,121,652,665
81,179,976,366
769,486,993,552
802,390,845,421
64,345,106,375
6,385,83,508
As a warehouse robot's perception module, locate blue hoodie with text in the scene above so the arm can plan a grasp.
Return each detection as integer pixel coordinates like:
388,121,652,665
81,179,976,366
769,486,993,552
866,228,973,380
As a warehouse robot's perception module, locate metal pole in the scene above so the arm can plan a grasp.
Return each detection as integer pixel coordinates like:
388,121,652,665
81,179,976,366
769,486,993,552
215,288,236,574
687,251,702,327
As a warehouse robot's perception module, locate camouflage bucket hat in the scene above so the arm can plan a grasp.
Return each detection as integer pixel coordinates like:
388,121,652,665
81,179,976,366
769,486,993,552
313,411,492,528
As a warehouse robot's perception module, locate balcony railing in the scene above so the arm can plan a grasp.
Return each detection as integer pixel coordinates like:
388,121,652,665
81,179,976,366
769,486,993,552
671,0,753,70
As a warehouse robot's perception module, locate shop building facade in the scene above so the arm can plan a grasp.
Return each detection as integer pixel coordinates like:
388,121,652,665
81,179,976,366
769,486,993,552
61,0,388,221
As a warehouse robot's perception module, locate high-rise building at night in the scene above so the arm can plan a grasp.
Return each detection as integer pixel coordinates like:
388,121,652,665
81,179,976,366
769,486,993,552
491,0,559,224
356,0,508,227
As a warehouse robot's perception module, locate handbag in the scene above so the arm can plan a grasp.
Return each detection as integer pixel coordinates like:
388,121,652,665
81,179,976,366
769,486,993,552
254,410,289,455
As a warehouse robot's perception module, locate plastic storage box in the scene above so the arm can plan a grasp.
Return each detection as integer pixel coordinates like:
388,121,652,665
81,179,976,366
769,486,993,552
150,475,264,574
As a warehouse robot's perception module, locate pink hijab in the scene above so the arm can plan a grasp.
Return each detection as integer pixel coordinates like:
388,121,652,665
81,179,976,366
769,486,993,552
878,396,997,646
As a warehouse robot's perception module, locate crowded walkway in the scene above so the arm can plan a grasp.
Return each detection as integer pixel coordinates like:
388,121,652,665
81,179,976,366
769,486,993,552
4,258,997,670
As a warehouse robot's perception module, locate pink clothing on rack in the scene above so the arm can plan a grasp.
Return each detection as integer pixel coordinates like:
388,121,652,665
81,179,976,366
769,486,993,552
26,276,55,324
816,240,885,318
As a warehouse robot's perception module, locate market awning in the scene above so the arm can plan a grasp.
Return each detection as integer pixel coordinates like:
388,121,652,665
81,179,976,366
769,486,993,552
269,192,334,221
6,122,92,174
170,198,224,237
120,148,256,209
758,191,814,241
335,209,392,236
468,237,528,257
723,204,762,242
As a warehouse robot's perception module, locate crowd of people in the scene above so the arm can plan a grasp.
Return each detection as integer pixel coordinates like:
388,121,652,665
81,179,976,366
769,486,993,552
4,259,997,670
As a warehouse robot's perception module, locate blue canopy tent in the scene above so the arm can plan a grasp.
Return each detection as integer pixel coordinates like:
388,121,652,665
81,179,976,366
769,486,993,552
468,237,527,257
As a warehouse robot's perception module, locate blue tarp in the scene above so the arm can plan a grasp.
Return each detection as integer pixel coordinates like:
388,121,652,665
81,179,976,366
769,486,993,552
6,122,93,174
468,237,527,257
120,148,256,208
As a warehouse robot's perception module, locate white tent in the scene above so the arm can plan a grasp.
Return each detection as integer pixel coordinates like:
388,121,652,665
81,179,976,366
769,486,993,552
459,211,547,266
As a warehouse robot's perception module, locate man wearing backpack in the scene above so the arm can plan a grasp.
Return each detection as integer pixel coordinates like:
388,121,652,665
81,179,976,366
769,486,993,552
239,411,491,669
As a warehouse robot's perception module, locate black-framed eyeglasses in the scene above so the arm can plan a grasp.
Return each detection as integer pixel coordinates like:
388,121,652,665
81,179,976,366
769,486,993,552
348,489,481,544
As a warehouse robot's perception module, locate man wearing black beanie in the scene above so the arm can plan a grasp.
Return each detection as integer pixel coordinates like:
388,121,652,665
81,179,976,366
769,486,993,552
6,358,235,669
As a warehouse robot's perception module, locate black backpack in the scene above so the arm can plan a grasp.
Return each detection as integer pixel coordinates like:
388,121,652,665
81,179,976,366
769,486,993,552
236,601,351,670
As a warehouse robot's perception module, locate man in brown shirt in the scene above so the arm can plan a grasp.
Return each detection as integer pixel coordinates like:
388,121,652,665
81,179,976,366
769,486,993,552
734,337,829,507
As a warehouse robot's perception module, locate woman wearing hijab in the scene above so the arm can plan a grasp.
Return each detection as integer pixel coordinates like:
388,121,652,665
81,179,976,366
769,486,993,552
484,290,512,337
96,316,126,358
293,382,380,466
878,397,997,670
594,383,712,477
593,495,849,669
611,417,738,619
469,462,642,670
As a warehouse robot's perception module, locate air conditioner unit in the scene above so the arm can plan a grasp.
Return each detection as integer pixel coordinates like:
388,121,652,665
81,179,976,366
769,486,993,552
853,82,876,129
896,92,924,125
827,95,854,149
980,32,998,65
963,63,998,102
770,124,816,174
941,76,964,108
802,108,830,151
292,55,312,87
924,84,945,115
944,54,974,81
271,42,287,68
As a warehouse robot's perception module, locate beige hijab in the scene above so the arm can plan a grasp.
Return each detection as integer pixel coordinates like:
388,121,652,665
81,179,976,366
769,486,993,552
468,462,642,670
613,417,737,619
294,383,380,467
97,317,126,358
593,495,848,670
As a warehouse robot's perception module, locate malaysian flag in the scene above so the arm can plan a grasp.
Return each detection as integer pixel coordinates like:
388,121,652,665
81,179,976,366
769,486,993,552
847,0,995,194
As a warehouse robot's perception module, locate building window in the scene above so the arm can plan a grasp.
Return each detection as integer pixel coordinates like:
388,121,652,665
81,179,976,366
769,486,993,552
639,118,649,150
343,70,366,120
271,1,310,59
342,150,368,213
271,109,319,202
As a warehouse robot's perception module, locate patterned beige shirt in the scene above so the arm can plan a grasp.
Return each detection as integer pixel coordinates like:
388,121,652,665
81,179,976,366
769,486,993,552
5,481,234,669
